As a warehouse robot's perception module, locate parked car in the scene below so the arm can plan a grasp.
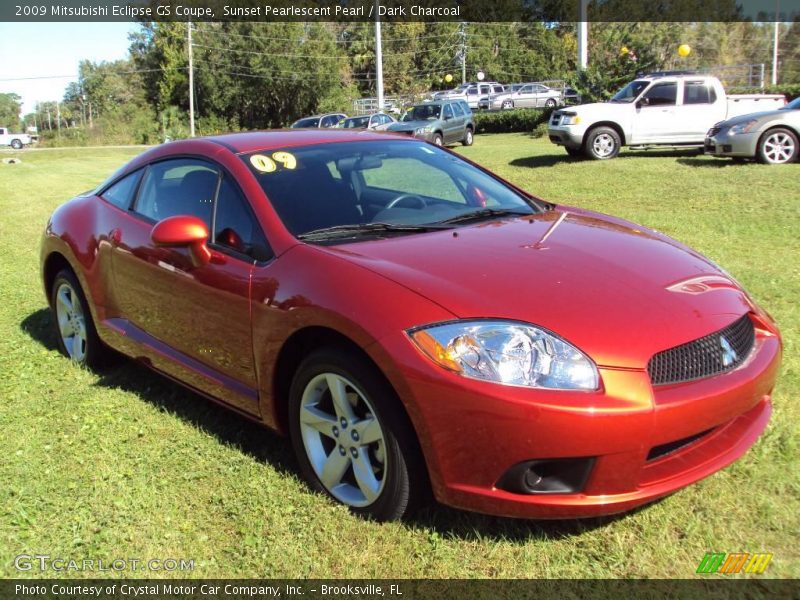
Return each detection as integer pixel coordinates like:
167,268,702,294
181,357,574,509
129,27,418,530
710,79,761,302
0,127,33,149
42,130,781,522
705,96,799,164
548,73,786,159
485,83,563,110
563,87,582,105
337,113,396,131
290,113,346,129
443,82,504,109
387,100,474,146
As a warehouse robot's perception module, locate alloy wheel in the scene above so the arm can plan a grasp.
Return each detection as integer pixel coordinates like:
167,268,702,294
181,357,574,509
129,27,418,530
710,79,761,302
592,133,616,158
298,373,387,507
55,281,87,362
762,132,796,164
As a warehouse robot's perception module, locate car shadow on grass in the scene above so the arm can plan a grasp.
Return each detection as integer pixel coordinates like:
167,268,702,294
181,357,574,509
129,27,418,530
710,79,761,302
676,158,751,168
509,149,705,169
20,308,296,478
21,307,659,541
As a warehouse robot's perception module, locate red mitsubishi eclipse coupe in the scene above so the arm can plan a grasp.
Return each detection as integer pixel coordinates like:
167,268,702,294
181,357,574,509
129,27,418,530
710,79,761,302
40,130,781,521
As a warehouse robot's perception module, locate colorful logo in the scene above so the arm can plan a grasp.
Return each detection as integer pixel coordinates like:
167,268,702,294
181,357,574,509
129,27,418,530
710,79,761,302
697,552,773,574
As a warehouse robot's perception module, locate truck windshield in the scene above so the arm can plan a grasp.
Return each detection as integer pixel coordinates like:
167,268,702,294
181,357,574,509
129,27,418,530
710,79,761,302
610,80,650,103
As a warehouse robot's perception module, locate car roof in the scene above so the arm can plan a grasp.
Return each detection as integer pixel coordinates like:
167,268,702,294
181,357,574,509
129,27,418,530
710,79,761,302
197,129,410,154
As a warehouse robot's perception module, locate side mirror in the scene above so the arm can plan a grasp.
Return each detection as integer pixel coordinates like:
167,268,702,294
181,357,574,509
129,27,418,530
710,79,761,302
636,97,649,108
151,215,211,268
444,114,452,121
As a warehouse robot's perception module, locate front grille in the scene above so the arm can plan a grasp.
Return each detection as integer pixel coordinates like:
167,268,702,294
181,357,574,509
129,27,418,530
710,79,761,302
647,314,755,386
550,114,561,126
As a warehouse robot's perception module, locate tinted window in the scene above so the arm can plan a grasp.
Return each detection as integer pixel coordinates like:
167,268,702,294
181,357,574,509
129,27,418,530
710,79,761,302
443,104,454,119
135,159,218,227
321,115,340,128
467,87,478,96
611,80,650,103
452,102,465,117
493,85,504,93
213,176,271,261
643,82,677,106
243,141,537,240
683,81,712,104
292,117,320,128
101,169,143,210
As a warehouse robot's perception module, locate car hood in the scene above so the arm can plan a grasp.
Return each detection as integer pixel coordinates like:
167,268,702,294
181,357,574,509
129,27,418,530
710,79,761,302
721,109,789,127
388,121,437,131
319,208,755,369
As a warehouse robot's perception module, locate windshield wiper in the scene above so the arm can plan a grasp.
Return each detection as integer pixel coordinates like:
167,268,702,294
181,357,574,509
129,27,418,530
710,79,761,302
297,222,451,241
434,207,533,226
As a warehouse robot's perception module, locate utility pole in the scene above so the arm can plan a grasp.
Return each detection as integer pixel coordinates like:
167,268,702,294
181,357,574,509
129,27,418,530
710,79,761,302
577,0,588,69
772,2,780,86
188,20,196,137
56,100,61,135
46,105,51,130
375,0,384,111
460,22,466,84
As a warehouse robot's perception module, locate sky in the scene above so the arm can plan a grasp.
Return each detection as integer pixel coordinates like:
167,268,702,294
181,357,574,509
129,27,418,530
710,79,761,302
0,22,137,115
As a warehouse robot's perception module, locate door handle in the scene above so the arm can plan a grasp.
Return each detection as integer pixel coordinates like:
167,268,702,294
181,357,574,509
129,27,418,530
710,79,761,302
109,228,121,245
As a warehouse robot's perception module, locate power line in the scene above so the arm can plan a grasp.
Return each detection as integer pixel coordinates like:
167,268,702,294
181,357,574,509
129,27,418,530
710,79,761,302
0,67,183,82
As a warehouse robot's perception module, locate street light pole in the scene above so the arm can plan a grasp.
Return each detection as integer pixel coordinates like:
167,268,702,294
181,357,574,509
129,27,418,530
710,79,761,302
772,2,780,86
188,20,196,137
375,0,384,111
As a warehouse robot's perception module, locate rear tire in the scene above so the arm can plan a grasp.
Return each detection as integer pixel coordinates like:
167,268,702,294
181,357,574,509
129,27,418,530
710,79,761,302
50,269,104,368
584,126,621,160
545,99,557,108
462,127,474,146
757,127,798,164
288,347,427,521
10,139,23,150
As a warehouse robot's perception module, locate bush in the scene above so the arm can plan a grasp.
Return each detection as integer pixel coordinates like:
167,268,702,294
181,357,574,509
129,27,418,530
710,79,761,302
473,108,553,134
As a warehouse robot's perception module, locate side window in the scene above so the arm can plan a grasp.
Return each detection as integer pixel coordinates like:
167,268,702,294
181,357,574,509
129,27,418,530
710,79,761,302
213,176,272,261
493,85,504,93
134,159,218,228
643,82,677,106
467,86,478,96
460,101,472,115
519,85,532,94
683,81,712,104
101,169,143,210
452,102,465,117
443,104,454,119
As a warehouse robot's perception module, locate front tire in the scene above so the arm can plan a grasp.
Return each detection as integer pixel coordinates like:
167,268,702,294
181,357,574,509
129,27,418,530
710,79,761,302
288,348,425,521
432,133,443,147
10,139,23,150
545,98,557,108
585,126,621,160
501,100,514,110
50,269,104,368
462,127,474,146
757,128,798,164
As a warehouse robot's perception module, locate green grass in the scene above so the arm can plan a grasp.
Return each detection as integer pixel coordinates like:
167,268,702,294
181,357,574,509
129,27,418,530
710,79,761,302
1,137,798,579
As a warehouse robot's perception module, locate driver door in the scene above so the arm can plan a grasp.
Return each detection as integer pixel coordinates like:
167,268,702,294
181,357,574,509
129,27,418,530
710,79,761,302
109,157,264,415
631,81,679,144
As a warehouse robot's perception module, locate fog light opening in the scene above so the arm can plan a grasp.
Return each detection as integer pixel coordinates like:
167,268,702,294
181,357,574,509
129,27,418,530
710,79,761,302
496,457,595,495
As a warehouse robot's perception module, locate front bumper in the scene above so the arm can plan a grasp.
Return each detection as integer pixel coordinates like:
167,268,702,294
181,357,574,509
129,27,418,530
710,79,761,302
705,130,759,158
547,125,585,149
372,315,781,519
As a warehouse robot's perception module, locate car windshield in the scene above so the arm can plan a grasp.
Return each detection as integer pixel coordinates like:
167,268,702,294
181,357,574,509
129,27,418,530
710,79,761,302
402,105,441,122
610,80,650,103
341,117,370,128
243,140,539,242
292,117,320,128
781,97,800,110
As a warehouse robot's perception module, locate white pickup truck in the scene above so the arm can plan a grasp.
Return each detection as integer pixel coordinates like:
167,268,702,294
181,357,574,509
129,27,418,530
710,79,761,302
548,73,786,159
0,127,33,150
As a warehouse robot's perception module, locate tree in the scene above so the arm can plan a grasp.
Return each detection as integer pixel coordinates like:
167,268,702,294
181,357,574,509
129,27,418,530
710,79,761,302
0,93,22,129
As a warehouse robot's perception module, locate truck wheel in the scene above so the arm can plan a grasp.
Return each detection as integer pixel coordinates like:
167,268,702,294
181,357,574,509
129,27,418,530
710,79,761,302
757,128,798,164
501,100,514,110
585,127,621,160
10,139,23,150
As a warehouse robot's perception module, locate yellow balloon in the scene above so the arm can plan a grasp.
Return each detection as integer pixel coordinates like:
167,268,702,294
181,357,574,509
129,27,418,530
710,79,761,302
678,44,691,57
444,73,453,83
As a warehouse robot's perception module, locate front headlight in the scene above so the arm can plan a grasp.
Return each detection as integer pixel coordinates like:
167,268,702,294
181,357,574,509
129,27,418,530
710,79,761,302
560,113,581,126
408,320,599,390
729,119,758,135
415,126,433,135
